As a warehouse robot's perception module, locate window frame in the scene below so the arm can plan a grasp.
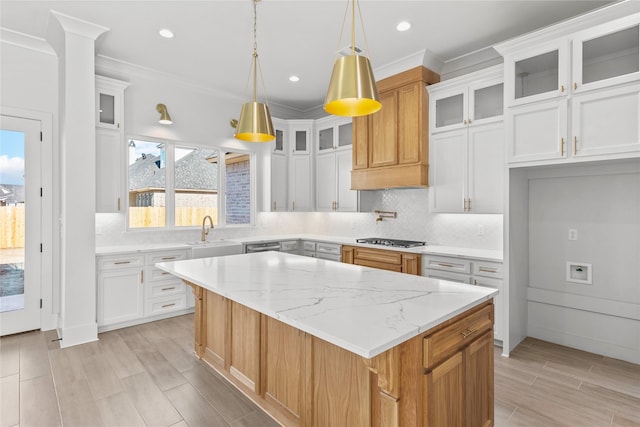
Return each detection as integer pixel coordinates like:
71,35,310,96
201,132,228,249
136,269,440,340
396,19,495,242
125,135,256,231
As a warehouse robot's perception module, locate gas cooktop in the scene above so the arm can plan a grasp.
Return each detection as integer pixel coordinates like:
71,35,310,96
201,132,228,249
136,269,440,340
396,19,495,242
356,238,427,248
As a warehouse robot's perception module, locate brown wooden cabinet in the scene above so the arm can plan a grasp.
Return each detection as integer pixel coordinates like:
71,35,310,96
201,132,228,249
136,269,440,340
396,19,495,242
189,281,494,427
341,245,421,275
422,303,494,427
351,66,440,190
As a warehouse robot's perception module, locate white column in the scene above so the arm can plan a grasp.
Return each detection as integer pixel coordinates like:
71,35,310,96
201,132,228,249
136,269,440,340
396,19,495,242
47,11,108,347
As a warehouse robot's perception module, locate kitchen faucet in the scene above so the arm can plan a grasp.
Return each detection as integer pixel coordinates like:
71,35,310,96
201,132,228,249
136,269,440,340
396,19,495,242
201,215,214,241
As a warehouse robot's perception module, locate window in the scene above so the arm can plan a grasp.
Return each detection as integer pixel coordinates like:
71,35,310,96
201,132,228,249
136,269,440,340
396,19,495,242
127,137,253,229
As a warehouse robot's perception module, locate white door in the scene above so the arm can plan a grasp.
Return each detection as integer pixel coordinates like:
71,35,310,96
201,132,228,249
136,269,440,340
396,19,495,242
0,115,41,335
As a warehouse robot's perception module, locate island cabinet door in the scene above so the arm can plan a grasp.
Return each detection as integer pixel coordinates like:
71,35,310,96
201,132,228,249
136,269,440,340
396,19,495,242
464,330,494,427
202,291,228,370
230,303,261,393
262,317,306,423
423,351,464,426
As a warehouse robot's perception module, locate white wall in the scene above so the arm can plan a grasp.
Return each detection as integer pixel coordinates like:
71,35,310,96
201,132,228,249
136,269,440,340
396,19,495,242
526,160,640,363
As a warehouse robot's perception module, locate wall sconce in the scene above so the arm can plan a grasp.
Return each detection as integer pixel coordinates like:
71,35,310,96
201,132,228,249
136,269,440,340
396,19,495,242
156,103,172,125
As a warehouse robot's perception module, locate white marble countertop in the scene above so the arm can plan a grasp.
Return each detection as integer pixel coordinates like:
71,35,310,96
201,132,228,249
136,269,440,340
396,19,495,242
97,234,502,262
156,252,498,359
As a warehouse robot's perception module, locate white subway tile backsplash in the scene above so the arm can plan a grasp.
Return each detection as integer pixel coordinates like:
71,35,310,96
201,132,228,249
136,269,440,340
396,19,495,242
96,188,502,250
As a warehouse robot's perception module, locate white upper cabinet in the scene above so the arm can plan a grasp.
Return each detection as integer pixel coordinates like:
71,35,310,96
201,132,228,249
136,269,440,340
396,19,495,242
95,75,129,213
270,119,288,212
431,70,503,133
289,120,314,211
505,39,570,107
96,75,127,130
429,66,505,214
499,12,640,166
315,116,356,212
571,15,640,94
290,121,312,155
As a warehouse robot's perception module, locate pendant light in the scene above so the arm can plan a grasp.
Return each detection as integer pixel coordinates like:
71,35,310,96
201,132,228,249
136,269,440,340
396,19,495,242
324,0,381,117
235,0,275,142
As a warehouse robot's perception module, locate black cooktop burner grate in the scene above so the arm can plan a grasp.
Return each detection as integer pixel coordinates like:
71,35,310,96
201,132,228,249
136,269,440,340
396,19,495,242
356,238,426,248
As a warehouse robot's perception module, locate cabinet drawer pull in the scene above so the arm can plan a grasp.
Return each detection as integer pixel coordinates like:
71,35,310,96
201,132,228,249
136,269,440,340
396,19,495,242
461,328,477,339
140,270,144,283
161,287,176,291
574,82,577,90
161,256,177,260
479,267,497,273
437,263,454,268
561,84,565,92
574,136,578,155
561,137,565,156
161,303,176,308
114,261,131,265
161,272,170,275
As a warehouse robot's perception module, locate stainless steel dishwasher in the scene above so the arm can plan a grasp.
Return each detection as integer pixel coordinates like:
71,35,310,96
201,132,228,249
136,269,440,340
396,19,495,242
244,241,281,253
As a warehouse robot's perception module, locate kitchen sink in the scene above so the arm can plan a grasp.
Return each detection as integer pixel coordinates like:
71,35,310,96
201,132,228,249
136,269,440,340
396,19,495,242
187,241,243,259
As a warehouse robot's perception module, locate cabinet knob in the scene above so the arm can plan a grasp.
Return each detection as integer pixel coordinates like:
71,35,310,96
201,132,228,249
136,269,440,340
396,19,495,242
561,85,565,92
574,82,578,91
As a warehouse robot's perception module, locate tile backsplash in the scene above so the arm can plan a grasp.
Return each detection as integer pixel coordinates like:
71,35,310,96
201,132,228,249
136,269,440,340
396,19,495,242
96,188,502,250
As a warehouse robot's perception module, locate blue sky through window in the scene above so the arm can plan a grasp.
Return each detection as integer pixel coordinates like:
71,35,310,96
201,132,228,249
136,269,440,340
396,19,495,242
0,129,25,185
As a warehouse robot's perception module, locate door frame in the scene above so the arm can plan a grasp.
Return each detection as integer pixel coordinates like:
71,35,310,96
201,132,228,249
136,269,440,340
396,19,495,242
1,106,56,332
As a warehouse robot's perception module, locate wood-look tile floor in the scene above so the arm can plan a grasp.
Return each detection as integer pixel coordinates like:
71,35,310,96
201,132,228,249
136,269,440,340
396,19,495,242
1,314,638,427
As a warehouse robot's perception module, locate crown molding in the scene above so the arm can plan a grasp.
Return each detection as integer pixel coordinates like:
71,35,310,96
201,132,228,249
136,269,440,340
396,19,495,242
0,27,56,56
374,49,444,81
495,1,640,55
50,10,109,40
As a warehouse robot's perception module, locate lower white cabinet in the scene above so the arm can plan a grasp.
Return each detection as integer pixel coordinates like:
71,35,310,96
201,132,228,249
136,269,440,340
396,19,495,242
97,248,191,331
423,254,504,341
97,254,144,326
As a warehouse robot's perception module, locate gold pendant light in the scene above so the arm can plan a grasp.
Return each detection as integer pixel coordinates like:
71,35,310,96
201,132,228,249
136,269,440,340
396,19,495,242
235,0,275,142
324,0,381,117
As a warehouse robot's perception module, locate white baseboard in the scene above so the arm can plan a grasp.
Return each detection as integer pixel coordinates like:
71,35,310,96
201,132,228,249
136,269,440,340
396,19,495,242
58,321,98,348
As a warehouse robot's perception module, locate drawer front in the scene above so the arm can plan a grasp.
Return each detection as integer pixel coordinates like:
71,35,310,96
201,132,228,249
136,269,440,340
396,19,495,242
147,265,178,283
302,241,316,251
472,261,503,279
146,280,185,299
355,259,402,272
145,250,188,266
303,251,316,258
97,254,144,271
423,304,493,369
316,253,341,262
423,255,471,274
354,247,402,265
316,243,341,255
144,294,187,317
473,275,502,289
423,269,472,285
281,240,300,252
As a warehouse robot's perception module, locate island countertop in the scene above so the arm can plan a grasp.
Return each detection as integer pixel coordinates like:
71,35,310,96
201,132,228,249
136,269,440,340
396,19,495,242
156,251,498,359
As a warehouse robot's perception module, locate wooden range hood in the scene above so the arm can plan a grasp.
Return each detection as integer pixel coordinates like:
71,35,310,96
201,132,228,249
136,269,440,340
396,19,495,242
351,66,440,190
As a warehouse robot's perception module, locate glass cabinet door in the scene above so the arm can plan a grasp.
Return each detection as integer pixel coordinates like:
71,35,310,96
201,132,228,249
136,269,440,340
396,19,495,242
96,88,121,130
470,82,504,124
572,16,639,93
435,93,464,129
318,126,334,152
274,129,285,153
293,129,309,154
506,39,569,106
337,122,352,149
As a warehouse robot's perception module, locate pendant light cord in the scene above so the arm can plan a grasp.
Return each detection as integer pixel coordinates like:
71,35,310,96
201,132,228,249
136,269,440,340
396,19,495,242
244,0,269,105
334,0,371,58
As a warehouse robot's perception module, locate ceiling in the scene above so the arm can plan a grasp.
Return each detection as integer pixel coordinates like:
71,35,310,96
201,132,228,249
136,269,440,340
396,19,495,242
1,1,613,113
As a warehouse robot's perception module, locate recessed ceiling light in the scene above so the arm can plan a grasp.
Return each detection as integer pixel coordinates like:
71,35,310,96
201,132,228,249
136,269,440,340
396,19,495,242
396,21,411,32
159,28,174,39
289,75,300,82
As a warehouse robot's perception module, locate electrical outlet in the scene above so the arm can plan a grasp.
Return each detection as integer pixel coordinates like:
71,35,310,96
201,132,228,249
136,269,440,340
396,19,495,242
568,229,578,241
477,225,485,236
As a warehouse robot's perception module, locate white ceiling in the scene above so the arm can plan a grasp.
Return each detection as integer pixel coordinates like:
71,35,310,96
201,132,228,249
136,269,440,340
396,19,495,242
1,1,613,113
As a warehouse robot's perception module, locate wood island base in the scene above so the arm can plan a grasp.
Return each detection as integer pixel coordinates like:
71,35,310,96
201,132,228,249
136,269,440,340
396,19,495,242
187,282,495,427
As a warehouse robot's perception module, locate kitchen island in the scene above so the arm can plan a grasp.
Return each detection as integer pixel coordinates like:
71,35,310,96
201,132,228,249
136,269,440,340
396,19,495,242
157,252,497,427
